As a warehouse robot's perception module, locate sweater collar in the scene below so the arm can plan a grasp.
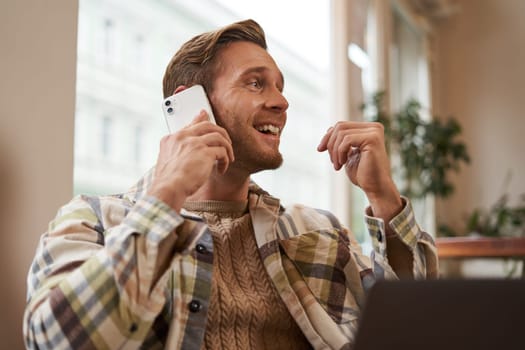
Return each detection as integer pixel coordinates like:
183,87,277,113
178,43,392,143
124,167,284,214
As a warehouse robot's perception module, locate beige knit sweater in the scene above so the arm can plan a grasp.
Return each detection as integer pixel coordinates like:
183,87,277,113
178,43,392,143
184,200,311,350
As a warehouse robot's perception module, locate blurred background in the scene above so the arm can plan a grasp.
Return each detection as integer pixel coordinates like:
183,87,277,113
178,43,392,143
1,0,524,348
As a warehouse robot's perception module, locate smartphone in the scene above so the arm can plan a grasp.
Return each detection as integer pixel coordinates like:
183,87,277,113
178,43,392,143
162,85,216,133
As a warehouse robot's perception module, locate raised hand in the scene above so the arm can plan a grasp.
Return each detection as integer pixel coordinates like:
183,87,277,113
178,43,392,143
148,111,234,212
317,121,402,230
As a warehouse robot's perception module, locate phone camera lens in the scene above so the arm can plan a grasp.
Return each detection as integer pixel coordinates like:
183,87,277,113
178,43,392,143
165,100,171,107
167,107,173,114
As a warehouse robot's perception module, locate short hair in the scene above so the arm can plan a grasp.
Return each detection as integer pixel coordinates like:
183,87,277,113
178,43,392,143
162,19,267,98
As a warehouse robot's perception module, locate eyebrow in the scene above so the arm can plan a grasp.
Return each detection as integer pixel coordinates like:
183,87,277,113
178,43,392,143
240,66,285,88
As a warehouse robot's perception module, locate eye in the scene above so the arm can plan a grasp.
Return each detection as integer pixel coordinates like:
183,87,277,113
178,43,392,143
248,79,262,89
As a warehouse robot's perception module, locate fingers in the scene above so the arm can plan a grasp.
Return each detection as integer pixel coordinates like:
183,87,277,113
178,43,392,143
160,114,235,175
317,126,333,152
318,122,385,170
318,122,381,150
191,109,210,123
167,110,234,163
335,134,367,170
210,146,231,174
195,132,235,164
151,108,234,208
187,110,233,145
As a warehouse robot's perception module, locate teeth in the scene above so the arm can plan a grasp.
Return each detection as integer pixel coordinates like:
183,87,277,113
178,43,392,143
256,124,280,135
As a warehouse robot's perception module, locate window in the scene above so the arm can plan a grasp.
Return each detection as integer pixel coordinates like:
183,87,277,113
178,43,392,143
103,18,115,61
357,0,435,233
133,34,145,66
345,0,381,248
390,5,434,232
390,7,431,115
101,115,113,158
133,124,143,163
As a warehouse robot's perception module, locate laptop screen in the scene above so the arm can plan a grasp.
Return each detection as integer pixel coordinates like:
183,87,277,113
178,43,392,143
353,279,525,350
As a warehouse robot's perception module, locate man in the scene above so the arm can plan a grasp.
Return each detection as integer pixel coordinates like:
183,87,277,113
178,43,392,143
24,19,438,349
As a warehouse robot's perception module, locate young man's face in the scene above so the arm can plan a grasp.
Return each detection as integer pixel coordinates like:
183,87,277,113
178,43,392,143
208,41,289,175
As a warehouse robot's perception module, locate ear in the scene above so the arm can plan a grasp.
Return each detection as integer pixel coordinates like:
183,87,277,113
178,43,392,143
173,85,187,95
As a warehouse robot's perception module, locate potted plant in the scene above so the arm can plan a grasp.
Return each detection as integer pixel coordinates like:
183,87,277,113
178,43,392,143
442,192,525,238
361,91,470,200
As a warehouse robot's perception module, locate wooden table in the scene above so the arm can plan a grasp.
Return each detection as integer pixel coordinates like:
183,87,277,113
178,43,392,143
435,236,525,277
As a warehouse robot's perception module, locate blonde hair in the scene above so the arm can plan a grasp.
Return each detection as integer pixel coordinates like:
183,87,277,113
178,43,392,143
162,19,267,98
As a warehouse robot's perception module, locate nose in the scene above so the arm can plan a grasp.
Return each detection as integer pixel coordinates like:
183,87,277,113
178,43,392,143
266,87,289,113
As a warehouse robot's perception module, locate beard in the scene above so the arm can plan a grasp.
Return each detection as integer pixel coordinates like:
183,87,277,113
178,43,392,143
212,103,286,175
230,133,284,174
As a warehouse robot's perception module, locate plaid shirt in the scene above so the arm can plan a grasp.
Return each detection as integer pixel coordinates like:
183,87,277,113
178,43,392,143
24,170,438,350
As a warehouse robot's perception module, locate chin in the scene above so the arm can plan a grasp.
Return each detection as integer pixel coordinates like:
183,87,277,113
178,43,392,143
245,153,284,174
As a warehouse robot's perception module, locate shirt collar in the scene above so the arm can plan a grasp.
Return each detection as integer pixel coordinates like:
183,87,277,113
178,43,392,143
124,167,285,213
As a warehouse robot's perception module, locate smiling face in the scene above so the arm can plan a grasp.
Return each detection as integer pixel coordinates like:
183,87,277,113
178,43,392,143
208,41,289,175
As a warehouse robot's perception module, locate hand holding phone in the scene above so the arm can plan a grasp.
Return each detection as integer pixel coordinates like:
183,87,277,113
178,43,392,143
162,85,216,134
151,84,233,213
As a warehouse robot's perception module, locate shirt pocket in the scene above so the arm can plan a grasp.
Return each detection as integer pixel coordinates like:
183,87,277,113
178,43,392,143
279,229,361,324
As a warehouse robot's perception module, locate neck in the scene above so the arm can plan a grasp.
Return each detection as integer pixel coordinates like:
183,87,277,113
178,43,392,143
186,168,251,202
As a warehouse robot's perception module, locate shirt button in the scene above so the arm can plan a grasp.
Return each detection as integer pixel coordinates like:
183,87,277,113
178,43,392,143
376,231,383,242
195,244,207,254
188,300,202,313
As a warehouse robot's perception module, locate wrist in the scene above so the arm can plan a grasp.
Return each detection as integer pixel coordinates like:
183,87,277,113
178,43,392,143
147,178,187,213
366,185,403,236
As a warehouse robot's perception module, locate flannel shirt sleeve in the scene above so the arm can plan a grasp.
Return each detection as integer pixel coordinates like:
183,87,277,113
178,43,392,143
23,194,197,350
364,197,439,279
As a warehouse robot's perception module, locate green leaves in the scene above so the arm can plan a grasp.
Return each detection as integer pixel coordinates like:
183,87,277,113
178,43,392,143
361,91,470,199
465,194,525,237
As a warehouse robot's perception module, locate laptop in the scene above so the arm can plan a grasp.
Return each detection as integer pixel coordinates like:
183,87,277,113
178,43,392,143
353,279,525,350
